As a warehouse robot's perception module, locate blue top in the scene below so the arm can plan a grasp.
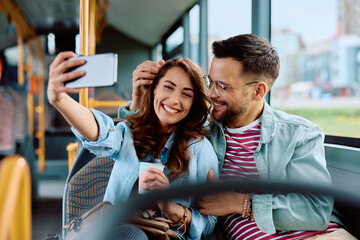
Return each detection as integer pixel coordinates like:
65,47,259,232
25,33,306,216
72,109,219,239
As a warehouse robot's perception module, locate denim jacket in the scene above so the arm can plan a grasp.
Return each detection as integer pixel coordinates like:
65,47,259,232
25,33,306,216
119,101,339,234
72,109,219,239
209,101,337,233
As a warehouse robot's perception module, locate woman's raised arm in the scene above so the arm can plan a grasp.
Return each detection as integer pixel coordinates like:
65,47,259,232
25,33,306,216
47,51,99,141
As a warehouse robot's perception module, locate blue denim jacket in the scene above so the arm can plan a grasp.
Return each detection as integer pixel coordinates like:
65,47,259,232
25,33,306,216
119,101,339,234
72,109,219,239
209,102,337,233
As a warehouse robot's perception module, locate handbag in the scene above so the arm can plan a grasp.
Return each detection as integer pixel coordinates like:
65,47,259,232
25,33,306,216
63,201,180,240
129,209,180,240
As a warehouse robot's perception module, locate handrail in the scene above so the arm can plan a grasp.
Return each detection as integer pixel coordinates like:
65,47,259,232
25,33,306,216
66,1,116,172
66,142,79,172
0,155,32,240
88,98,128,108
33,31,46,172
0,0,46,172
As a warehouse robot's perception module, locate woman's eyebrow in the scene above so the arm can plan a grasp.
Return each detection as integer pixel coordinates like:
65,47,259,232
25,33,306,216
164,80,176,86
164,80,194,92
184,87,194,92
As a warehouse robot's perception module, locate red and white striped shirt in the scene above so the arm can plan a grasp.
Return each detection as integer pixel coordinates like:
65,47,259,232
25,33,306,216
220,119,339,240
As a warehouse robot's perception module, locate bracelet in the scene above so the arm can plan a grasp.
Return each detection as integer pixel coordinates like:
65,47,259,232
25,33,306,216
171,205,188,235
241,193,252,219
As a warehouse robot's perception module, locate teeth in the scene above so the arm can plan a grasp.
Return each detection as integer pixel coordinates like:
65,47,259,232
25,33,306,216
213,103,221,106
164,105,178,113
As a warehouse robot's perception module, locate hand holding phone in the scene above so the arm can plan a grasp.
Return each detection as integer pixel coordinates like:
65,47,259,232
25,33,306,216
65,53,118,88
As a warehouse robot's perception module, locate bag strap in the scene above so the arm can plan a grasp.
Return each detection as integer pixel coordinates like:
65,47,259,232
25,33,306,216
63,201,112,231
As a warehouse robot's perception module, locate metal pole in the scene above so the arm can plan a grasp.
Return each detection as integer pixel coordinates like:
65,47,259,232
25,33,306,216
199,0,208,73
183,13,190,58
252,0,271,104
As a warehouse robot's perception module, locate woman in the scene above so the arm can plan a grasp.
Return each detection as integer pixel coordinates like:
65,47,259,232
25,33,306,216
48,52,219,239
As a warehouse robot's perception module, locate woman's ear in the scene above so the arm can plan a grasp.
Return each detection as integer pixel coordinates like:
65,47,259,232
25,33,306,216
254,81,267,101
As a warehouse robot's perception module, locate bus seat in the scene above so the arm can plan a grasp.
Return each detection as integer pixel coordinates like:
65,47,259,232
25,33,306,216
325,144,360,238
6,87,26,142
67,145,96,181
62,156,114,237
0,88,16,156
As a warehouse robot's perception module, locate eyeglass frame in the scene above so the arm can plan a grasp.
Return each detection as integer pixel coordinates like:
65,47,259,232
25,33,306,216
203,74,259,96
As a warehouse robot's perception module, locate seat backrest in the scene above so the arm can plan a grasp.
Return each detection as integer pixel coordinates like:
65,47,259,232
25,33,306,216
325,144,360,238
0,88,15,155
63,156,114,233
6,88,26,141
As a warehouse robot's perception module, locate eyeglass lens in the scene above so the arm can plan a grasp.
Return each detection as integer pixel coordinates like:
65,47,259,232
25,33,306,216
204,75,221,96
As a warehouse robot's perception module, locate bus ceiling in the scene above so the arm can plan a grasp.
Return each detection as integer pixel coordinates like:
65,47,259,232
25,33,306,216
0,0,198,50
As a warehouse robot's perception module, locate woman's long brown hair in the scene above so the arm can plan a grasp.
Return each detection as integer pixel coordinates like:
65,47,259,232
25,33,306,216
125,58,210,181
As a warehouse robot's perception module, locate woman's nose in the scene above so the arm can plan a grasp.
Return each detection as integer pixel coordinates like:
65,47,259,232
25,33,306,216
169,92,181,104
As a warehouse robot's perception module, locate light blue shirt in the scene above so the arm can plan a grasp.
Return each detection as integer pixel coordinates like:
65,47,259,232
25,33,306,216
72,109,219,239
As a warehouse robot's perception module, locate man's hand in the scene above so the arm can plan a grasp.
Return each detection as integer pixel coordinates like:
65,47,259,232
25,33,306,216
197,170,246,216
130,59,165,110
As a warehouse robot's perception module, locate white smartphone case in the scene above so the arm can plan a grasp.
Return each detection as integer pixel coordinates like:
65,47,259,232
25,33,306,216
65,53,118,88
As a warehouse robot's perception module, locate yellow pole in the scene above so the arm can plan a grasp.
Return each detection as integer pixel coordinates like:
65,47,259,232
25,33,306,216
33,30,46,172
26,39,35,136
26,38,33,75
15,22,25,85
27,93,34,136
66,0,100,170
79,0,90,107
66,142,79,172
89,0,96,55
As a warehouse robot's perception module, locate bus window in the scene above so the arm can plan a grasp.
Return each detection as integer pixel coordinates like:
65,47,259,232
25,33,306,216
271,0,360,139
190,4,200,64
165,26,184,57
208,0,251,60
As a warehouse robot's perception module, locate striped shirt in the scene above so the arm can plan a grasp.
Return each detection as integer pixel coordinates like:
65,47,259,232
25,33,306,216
220,119,339,240
221,118,261,181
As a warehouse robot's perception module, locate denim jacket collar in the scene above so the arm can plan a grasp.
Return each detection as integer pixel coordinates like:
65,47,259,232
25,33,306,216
259,101,276,144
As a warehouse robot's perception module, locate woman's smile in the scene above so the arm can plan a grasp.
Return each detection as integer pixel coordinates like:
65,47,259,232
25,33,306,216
153,66,194,133
163,104,181,114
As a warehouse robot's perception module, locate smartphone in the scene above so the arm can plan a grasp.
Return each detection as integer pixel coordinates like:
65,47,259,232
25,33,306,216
65,53,118,88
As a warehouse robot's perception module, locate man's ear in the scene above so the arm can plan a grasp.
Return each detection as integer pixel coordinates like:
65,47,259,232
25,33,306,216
254,81,267,101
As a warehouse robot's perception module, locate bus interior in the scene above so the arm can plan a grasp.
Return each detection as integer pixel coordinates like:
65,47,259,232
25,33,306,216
0,0,359,239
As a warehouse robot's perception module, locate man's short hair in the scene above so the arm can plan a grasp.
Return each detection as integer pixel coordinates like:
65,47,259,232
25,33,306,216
212,34,280,88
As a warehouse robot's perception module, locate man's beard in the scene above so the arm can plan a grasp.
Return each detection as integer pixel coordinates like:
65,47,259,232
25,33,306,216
213,103,248,125
212,91,250,125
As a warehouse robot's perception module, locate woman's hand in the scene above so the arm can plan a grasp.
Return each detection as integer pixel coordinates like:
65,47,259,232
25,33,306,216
47,51,86,105
139,168,193,230
130,59,165,110
139,167,169,191
138,168,172,213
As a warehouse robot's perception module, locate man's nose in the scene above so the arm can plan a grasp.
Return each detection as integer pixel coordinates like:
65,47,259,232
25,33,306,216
207,84,218,98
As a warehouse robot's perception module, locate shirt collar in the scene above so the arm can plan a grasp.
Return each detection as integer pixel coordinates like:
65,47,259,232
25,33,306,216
164,131,176,150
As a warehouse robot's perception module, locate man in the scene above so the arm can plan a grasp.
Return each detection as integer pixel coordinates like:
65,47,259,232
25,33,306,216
119,34,354,239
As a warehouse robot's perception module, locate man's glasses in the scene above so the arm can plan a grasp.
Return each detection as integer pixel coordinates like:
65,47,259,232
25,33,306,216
203,75,259,96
